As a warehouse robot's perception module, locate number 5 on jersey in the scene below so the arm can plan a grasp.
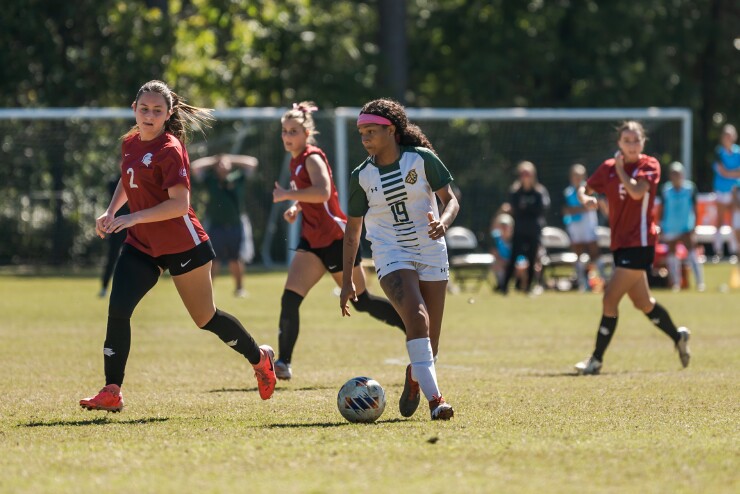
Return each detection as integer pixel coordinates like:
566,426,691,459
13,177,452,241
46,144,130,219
127,167,138,189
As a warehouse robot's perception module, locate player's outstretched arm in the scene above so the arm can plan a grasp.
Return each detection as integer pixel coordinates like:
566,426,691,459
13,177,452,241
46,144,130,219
577,184,599,210
273,154,331,204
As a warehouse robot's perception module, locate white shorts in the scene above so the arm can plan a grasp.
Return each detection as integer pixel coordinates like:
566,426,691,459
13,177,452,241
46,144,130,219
566,220,597,244
715,191,734,205
375,259,449,282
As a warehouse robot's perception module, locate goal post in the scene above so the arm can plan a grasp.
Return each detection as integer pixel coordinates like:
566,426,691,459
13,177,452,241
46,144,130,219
334,106,692,214
0,106,691,267
334,107,692,248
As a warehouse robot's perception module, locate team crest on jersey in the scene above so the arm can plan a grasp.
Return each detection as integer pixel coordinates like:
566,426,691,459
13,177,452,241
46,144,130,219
179,167,187,177
142,153,153,167
405,169,418,184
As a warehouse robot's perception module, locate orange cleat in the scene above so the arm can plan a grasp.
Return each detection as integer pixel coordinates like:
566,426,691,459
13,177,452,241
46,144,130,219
429,395,454,421
253,345,276,400
399,364,421,417
80,384,124,412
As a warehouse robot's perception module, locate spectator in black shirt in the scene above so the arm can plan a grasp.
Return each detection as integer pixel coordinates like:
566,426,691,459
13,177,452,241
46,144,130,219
498,161,550,294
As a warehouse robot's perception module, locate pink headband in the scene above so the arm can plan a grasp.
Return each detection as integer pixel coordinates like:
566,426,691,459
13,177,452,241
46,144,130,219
357,113,393,126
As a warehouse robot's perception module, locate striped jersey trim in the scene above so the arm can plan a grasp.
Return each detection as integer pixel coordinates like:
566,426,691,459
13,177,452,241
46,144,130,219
183,214,202,246
323,202,347,232
640,192,649,246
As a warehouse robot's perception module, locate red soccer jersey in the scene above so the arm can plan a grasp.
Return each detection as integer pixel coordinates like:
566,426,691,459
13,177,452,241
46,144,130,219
120,132,209,257
587,154,660,250
290,145,346,248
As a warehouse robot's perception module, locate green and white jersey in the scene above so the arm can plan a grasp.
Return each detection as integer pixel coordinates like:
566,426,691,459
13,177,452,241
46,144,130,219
348,146,453,271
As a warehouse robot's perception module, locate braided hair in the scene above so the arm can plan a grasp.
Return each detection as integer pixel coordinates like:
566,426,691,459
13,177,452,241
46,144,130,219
123,80,214,143
359,98,435,153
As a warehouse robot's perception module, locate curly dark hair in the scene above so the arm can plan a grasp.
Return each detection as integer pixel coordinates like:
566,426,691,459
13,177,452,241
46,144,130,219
123,80,213,143
359,98,435,152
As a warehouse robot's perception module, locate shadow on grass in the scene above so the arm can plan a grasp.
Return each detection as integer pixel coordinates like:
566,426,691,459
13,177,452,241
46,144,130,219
208,385,335,393
529,369,669,378
529,371,582,378
208,387,259,393
21,417,169,428
265,417,407,429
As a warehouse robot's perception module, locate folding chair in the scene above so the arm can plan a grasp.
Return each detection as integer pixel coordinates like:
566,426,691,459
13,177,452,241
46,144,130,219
445,226,494,292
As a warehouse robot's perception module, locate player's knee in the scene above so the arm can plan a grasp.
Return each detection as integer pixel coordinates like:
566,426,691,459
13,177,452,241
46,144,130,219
637,297,656,313
193,311,216,329
108,292,136,320
404,308,429,334
281,289,304,313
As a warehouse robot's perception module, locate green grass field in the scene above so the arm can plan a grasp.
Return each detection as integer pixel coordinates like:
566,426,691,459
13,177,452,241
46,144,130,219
1,265,738,493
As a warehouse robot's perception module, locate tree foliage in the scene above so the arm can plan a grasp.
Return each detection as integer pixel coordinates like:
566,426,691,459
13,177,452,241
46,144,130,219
1,0,738,264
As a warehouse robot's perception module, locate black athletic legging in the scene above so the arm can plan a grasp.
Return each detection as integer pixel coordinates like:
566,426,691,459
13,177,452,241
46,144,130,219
500,234,540,293
103,246,161,385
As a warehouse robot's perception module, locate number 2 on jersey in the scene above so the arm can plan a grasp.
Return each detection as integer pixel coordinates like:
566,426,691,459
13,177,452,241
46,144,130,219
390,201,409,223
127,167,138,189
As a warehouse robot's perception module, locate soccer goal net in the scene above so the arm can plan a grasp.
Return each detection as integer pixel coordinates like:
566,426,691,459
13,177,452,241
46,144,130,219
0,107,690,266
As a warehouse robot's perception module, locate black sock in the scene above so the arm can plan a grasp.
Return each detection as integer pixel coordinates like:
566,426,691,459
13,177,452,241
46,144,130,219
351,291,406,332
645,303,680,343
104,316,131,386
201,309,261,365
592,315,618,362
278,290,304,364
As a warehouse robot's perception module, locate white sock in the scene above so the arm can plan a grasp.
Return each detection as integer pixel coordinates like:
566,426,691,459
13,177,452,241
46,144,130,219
688,250,704,285
667,254,680,287
407,337,440,402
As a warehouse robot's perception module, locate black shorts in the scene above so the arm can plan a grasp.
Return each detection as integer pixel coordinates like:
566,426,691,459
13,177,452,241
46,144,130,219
209,224,243,262
296,237,361,273
612,246,655,272
122,240,216,276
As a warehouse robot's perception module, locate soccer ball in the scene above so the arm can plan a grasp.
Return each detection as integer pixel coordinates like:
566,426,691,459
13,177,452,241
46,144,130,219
336,377,386,423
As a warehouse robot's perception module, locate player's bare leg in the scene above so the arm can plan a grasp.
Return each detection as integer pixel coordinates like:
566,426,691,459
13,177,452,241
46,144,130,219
175,262,274,399
381,270,452,420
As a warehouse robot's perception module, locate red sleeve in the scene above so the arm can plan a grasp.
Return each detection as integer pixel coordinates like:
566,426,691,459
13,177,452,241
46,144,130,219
160,147,190,191
635,157,660,185
586,160,610,194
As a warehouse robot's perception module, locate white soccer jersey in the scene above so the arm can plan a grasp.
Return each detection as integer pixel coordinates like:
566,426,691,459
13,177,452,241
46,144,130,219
348,146,453,275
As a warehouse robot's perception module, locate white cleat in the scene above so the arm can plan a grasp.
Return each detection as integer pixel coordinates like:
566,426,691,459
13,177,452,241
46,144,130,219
574,356,602,375
676,327,691,368
274,359,292,380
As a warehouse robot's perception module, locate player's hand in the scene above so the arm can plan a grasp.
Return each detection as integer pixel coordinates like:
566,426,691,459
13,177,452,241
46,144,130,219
340,282,357,317
106,213,138,234
95,211,115,239
283,205,299,224
273,182,291,203
582,196,599,210
614,150,624,170
427,212,447,240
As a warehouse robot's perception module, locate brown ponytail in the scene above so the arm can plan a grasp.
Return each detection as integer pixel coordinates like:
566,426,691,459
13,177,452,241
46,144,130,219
123,80,213,143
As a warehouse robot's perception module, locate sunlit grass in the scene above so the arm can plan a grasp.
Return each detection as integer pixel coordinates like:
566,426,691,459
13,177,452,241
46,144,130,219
0,265,738,493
